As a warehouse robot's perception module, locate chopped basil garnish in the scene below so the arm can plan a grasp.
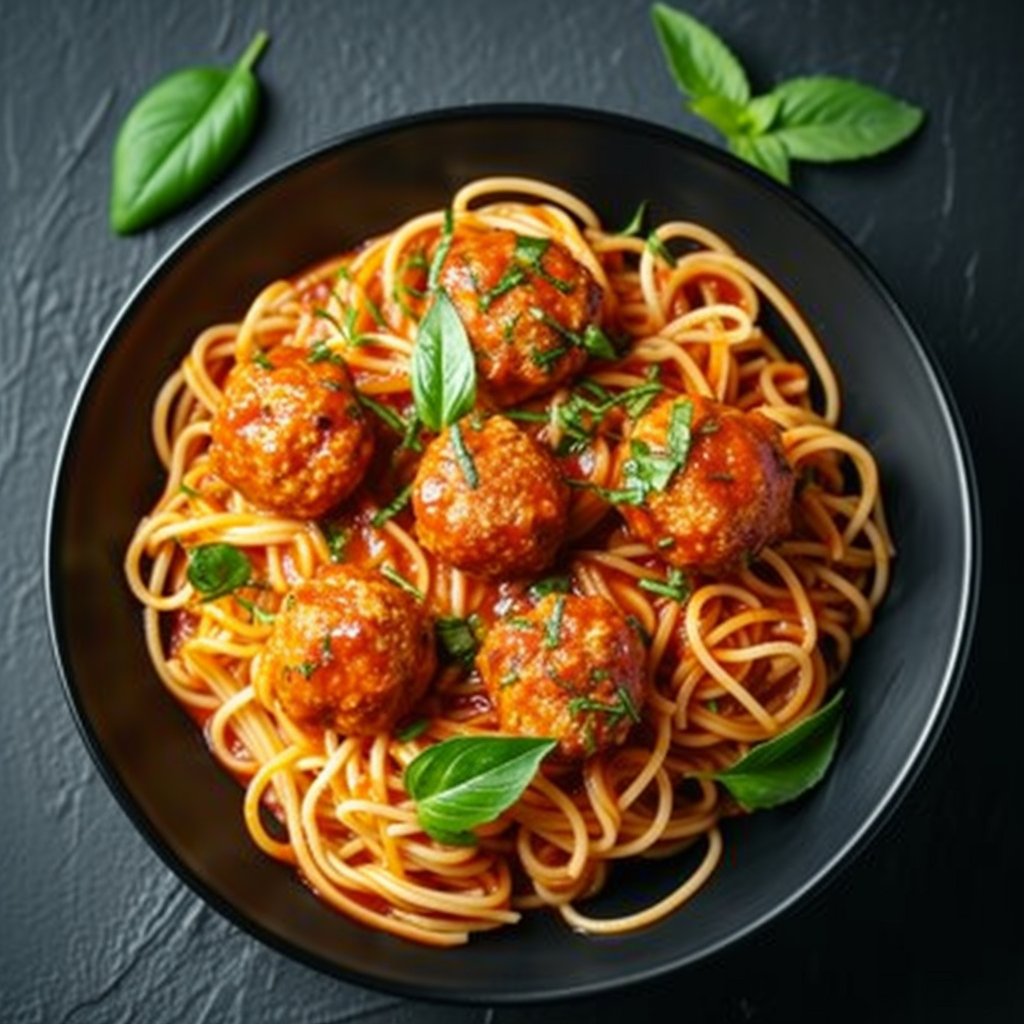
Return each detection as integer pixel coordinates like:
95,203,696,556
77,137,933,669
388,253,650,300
448,420,480,489
638,566,691,603
544,593,567,649
395,717,431,743
371,482,413,528
380,564,423,600
568,686,641,726
435,613,485,665
618,397,694,505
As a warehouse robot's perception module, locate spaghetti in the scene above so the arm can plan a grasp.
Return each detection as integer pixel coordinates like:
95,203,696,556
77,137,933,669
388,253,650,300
124,177,892,946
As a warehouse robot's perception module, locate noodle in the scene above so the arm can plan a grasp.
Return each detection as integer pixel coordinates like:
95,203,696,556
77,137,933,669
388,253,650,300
124,177,893,945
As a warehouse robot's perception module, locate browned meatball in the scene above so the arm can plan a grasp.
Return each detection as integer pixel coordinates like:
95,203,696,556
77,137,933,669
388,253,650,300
209,345,373,519
615,394,794,573
411,414,569,579
255,564,436,735
436,227,603,406
477,593,647,761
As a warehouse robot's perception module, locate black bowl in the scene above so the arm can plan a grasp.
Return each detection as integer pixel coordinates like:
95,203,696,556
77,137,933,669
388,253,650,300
45,105,979,1003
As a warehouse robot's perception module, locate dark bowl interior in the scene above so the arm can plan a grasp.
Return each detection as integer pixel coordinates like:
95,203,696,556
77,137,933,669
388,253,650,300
45,105,978,1003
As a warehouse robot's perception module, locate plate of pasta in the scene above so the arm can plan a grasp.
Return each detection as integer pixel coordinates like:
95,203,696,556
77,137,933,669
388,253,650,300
46,106,977,1002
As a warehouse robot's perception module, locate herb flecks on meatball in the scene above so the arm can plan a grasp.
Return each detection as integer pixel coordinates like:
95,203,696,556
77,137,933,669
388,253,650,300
616,394,794,574
412,413,569,579
477,593,647,761
209,345,373,519
255,564,436,735
437,228,604,406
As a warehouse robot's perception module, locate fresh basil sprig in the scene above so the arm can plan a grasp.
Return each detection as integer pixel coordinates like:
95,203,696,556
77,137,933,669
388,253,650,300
110,31,270,234
186,543,253,600
404,735,557,845
703,690,845,810
651,4,924,183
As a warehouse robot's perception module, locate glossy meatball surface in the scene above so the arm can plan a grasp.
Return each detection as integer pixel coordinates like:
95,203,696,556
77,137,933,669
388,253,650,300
616,394,794,573
209,345,373,519
255,564,436,735
412,414,569,579
477,593,647,761
436,227,603,406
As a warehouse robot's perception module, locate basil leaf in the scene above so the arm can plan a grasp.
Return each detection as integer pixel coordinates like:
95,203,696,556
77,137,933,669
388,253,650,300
651,6,924,181
689,94,749,137
651,2,750,105
580,324,618,360
765,76,924,162
705,690,845,810
411,289,477,432
729,133,792,184
619,397,693,503
110,31,269,234
186,543,252,600
435,614,485,665
405,736,557,845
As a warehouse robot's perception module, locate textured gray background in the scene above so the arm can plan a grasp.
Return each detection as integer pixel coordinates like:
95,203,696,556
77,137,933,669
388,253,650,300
2,0,1019,1020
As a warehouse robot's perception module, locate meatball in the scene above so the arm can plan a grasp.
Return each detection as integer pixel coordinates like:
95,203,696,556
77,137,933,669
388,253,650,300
209,345,373,519
255,564,436,735
411,414,569,579
436,227,603,406
477,593,647,761
616,394,794,573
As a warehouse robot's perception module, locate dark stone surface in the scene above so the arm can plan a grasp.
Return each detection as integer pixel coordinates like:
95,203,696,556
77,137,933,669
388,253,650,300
2,0,1019,1019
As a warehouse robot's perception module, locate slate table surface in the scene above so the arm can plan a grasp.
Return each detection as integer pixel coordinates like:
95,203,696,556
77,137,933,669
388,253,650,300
2,0,1020,1020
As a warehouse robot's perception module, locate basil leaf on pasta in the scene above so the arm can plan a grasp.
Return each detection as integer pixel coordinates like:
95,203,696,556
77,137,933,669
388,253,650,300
405,735,557,845
186,543,252,600
411,289,477,431
705,690,845,810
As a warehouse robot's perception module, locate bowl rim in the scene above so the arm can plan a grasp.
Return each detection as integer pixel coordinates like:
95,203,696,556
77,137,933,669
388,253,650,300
44,102,982,1003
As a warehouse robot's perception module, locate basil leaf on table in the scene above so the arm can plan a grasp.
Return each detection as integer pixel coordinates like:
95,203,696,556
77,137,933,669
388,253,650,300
729,133,792,186
410,289,477,432
110,31,270,234
651,2,750,106
761,77,926,164
650,3,924,183
703,690,846,810
405,735,557,845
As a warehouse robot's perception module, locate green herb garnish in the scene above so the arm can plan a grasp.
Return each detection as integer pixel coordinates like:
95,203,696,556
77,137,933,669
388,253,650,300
371,482,414,528
448,420,480,489
435,614,485,665
568,686,642,727
186,543,252,600
544,593,567,649
618,397,694,504
411,289,477,432
638,566,691,603
404,735,557,845
651,3,924,184
380,564,423,600
701,690,845,809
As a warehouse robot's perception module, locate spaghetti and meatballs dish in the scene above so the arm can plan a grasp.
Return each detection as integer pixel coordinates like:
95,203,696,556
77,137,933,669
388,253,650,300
125,177,892,945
